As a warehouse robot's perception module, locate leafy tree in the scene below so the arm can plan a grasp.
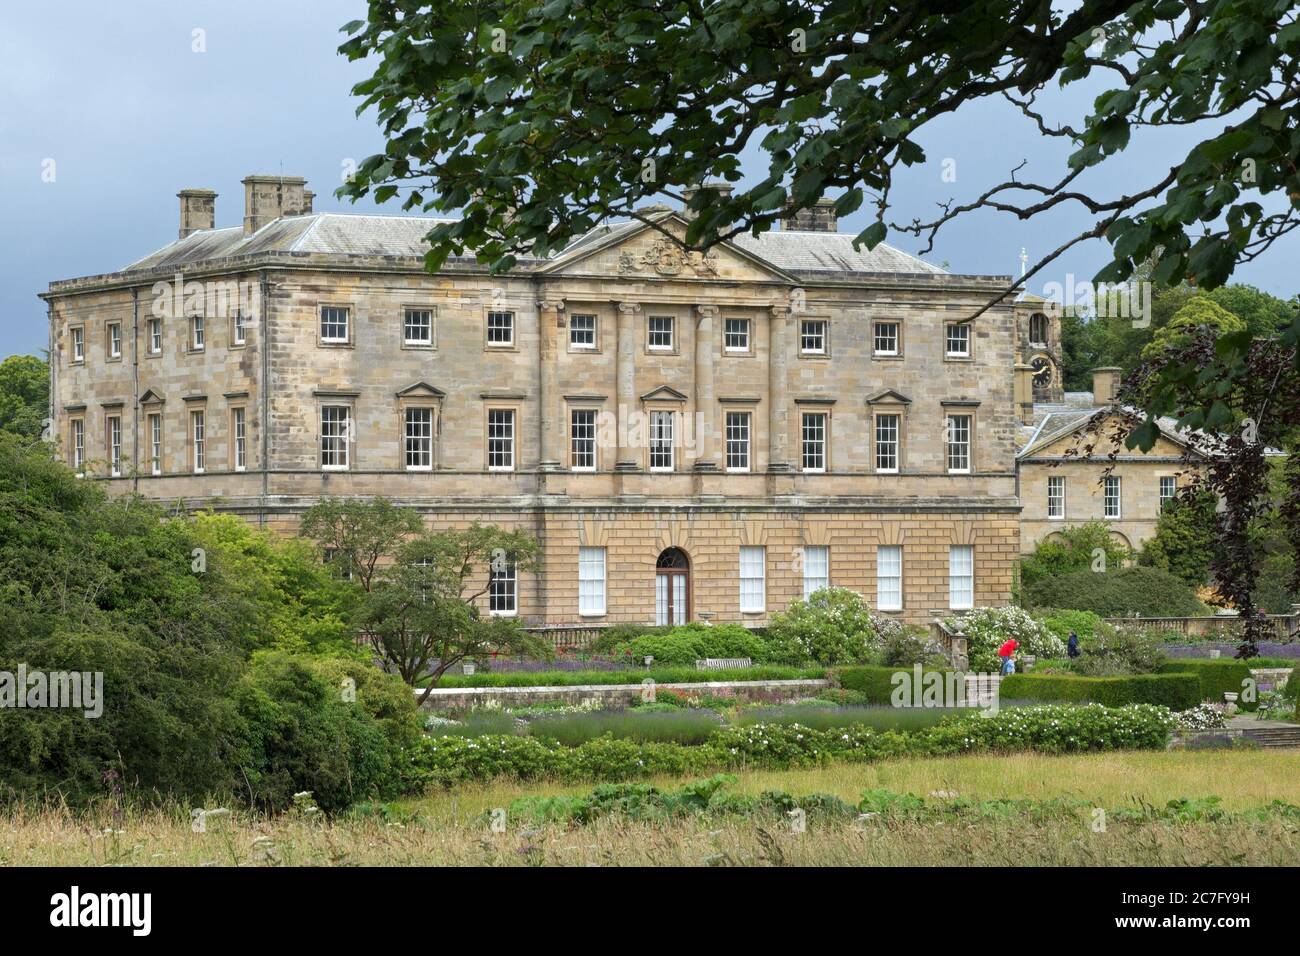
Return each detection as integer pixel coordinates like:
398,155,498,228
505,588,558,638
359,524,548,702
1139,487,1219,588
1141,297,1244,360
299,497,423,592
0,355,48,439
1018,521,1133,588
338,1,1300,303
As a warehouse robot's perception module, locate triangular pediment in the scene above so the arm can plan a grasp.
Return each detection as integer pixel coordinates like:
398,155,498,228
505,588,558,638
138,388,165,405
641,385,689,403
540,212,796,283
396,381,446,399
1019,408,1200,460
865,388,912,405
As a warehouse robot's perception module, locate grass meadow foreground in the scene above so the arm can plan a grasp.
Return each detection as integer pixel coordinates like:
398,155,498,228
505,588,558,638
5,751,1299,867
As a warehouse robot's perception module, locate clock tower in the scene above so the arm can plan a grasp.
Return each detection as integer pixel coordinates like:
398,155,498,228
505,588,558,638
1014,294,1063,404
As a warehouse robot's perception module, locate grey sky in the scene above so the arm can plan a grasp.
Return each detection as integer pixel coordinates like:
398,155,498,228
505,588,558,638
2,0,1294,359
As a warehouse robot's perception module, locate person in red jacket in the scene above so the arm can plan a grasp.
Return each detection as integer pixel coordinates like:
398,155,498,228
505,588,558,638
997,638,1019,676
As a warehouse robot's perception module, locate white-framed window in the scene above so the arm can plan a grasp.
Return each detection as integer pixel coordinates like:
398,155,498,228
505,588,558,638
233,312,247,346
873,321,899,356
649,410,674,471
147,318,163,354
489,558,517,616
739,545,766,613
233,408,247,472
877,545,902,611
320,405,350,470
578,546,606,616
724,318,750,352
71,327,84,362
190,315,205,351
71,419,84,470
949,545,974,610
875,413,900,473
320,306,349,344
802,545,829,599
725,411,751,472
569,314,596,349
148,413,162,476
487,408,515,471
107,322,122,358
801,412,826,472
799,319,826,354
1047,475,1065,519
570,409,597,471
486,310,514,346
647,315,674,350
191,409,206,474
1159,475,1176,507
108,415,122,476
1104,475,1121,518
946,414,971,473
405,407,433,471
404,308,433,346
945,322,970,357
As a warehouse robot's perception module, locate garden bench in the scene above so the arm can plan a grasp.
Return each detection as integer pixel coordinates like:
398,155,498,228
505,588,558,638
696,658,752,670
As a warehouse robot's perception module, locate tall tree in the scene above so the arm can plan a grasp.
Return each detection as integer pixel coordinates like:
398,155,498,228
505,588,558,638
299,497,423,593
0,354,48,439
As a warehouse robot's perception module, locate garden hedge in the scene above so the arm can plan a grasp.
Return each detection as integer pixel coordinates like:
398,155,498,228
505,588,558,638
1022,566,1207,617
998,672,1201,710
833,664,952,704
1157,659,1257,710
431,665,826,688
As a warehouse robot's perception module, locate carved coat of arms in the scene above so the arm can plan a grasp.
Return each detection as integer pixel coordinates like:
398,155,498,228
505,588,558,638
618,239,719,277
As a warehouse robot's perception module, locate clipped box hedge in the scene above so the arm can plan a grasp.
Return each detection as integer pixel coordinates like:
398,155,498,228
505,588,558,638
999,672,1201,710
1156,659,1257,710
834,665,952,704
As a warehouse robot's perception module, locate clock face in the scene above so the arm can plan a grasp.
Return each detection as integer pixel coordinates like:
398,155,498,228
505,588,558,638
1031,356,1053,387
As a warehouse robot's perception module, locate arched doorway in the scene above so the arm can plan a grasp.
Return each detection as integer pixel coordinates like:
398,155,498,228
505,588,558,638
655,548,691,625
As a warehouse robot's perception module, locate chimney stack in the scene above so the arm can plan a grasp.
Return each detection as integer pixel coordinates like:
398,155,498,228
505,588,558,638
681,181,734,219
241,175,310,236
178,188,217,239
781,197,838,232
1092,367,1123,405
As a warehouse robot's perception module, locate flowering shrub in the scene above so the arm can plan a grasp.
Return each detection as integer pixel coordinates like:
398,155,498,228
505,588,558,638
409,704,1176,786
1175,703,1226,730
947,606,1066,672
764,587,905,665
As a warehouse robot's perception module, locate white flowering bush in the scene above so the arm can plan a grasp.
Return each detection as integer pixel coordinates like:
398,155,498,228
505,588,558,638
1175,703,1226,731
946,606,1066,672
764,587,905,665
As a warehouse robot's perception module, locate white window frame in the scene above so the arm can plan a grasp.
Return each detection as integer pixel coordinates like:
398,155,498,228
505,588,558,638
486,310,514,347
569,313,597,349
107,322,122,359
570,408,597,471
233,311,247,346
147,318,163,354
647,316,674,351
1104,475,1122,519
403,307,434,347
725,411,751,473
489,558,517,616
799,319,827,355
946,414,972,474
949,545,974,610
1159,475,1176,507
404,407,434,471
723,317,750,352
1047,475,1065,519
320,306,350,344
190,315,205,351
149,413,162,476
739,545,766,613
945,322,970,357
71,327,84,363
71,418,85,471
320,405,351,471
487,408,516,471
877,545,903,611
108,415,122,477
873,321,899,356
875,413,900,473
233,407,247,472
649,410,675,471
802,545,829,599
801,411,826,473
191,409,206,475
578,546,606,616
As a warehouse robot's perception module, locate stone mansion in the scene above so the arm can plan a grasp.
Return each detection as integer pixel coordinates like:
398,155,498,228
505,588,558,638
42,174,1184,628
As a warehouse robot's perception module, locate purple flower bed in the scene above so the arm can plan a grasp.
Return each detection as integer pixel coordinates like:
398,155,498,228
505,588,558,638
1164,643,1300,659
433,655,636,673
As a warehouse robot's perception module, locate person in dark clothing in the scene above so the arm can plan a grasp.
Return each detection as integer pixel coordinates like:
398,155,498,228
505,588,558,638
1067,631,1081,659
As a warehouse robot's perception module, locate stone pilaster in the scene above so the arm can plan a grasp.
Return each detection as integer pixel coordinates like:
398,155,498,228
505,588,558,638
538,298,564,472
615,301,640,471
693,305,718,471
768,303,792,472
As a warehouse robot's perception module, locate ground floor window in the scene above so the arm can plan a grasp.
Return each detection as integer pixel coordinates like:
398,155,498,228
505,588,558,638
489,558,517,616
578,546,606,615
655,548,689,626
802,545,829,598
949,545,974,610
877,545,902,611
739,545,766,613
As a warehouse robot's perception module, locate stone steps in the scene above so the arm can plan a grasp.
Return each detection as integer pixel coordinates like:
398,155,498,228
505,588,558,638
1240,726,1300,748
